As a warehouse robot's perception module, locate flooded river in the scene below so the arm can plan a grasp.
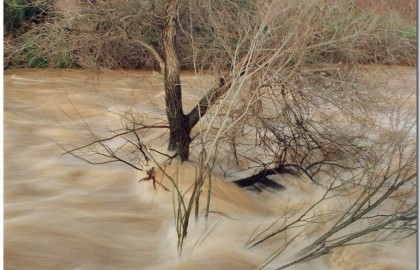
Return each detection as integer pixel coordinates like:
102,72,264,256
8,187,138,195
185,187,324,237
4,67,416,269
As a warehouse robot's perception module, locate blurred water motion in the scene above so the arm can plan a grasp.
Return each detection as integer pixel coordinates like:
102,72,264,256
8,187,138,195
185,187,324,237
4,68,416,270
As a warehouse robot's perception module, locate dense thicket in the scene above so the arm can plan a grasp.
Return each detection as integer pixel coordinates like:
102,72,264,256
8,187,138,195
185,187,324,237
4,0,417,69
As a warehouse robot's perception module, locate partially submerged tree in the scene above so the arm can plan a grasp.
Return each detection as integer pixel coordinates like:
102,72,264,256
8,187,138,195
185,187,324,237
51,0,248,160
246,84,417,268
44,0,415,266
37,0,412,162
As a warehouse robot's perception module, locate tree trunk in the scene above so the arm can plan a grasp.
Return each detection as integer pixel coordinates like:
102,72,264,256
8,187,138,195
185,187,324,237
165,78,191,161
162,0,191,161
161,0,239,161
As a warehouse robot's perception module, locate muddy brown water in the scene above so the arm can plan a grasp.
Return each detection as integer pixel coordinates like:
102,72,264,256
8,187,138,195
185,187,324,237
4,67,416,269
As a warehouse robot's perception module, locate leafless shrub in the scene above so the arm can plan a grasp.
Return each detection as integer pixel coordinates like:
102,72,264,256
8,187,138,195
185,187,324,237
242,68,417,269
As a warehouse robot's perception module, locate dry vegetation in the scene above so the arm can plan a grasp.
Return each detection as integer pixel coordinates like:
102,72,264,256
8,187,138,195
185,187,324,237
4,0,417,269
4,0,417,69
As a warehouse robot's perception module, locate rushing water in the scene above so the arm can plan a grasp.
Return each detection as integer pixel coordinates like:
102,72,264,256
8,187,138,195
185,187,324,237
4,67,416,270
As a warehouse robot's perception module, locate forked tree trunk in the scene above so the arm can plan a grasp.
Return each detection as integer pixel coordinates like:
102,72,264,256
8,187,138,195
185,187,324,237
162,0,191,161
161,0,235,161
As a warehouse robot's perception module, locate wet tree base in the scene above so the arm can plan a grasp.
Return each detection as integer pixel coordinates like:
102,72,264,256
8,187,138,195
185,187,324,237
233,166,297,191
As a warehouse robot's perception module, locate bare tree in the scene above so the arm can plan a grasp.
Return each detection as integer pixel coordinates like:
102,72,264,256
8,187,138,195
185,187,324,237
51,0,252,161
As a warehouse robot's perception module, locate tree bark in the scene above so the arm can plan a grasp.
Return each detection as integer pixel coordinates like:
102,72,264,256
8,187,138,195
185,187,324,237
187,76,230,128
162,0,191,161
